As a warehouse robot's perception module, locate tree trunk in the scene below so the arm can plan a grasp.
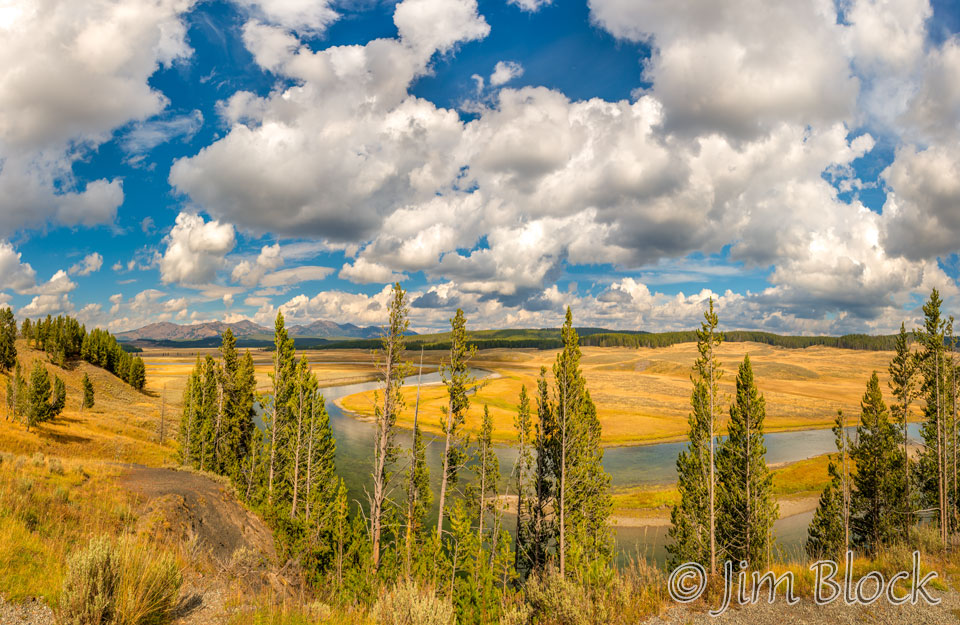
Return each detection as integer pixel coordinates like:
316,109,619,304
405,350,423,579
558,360,567,579
305,396,316,524
436,403,454,537
709,360,716,575
291,382,304,518
372,342,394,570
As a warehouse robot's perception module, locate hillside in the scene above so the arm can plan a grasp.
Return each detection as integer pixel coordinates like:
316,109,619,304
0,340,171,464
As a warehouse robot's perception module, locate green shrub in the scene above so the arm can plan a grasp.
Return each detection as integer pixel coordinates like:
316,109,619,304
371,581,455,625
56,535,183,625
49,457,65,475
57,536,118,625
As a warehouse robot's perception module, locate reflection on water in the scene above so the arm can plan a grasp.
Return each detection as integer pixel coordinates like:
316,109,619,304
260,368,917,563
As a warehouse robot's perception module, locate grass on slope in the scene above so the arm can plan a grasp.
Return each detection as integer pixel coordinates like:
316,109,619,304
0,341,174,465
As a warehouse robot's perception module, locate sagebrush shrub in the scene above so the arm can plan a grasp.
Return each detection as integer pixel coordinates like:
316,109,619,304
56,535,183,625
371,581,455,625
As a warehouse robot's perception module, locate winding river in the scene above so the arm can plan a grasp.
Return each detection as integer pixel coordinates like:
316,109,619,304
302,367,923,566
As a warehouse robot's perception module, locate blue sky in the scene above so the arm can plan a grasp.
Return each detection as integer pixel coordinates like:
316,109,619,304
1,0,959,334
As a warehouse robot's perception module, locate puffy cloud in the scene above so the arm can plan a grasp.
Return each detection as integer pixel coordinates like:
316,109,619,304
69,252,104,276
170,0,486,240
0,0,194,235
20,294,74,317
588,0,858,139
0,242,38,292
490,61,523,87
234,0,338,34
881,145,960,260
159,212,236,285
899,37,960,142
26,270,77,296
339,258,408,284
394,0,489,58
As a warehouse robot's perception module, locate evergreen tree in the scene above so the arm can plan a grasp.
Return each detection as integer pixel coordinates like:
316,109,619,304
668,379,710,569
267,312,296,505
127,356,146,391
0,307,17,372
916,288,949,547
370,282,410,569
543,307,611,577
404,350,431,579
851,372,903,552
81,373,95,411
806,474,844,560
807,410,852,559
888,322,917,538
5,361,26,421
717,355,777,566
437,308,475,535
513,384,534,577
303,388,337,530
51,375,66,417
26,360,52,429
470,405,500,552
526,367,552,574
668,299,722,571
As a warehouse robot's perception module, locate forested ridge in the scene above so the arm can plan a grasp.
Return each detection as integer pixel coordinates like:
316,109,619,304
311,328,900,351
0,311,146,429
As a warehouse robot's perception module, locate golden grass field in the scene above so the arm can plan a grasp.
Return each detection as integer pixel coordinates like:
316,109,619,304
339,342,903,445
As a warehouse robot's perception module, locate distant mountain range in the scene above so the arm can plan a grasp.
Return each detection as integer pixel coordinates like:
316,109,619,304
115,319,386,345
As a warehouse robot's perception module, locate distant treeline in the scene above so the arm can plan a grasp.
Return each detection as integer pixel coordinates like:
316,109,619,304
308,328,900,351
581,330,900,350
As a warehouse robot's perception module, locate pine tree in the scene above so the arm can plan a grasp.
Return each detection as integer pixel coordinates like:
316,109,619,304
0,307,17,372
543,307,611,577
472,405,500,549
128,357,146,391
268,312,296,505
717,355,777,566
513,384,534,577
26,360,52,429
437,308,475,536
851,372,903,552
81,373,94,410
807,410,852,559
304,388,337,530
668,379,710,569
888,323,917,538
404,349,431,579
51,375,66,417
916,288,949,547
6,361,26,421
806,473,844,560
370,282,410,569
526,367,552,574
668,299,722,571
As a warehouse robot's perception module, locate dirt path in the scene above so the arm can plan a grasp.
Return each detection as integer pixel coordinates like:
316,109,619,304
119,465,276,565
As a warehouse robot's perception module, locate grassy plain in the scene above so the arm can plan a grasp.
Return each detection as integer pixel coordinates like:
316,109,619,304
339,342,902,445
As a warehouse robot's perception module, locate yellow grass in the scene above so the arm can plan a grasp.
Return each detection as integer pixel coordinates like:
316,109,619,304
611,454,834,517
339,343,902,445
0,452,134,601
0,341,174,465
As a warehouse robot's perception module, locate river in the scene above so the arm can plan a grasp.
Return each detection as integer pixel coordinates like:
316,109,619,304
283,367,922,566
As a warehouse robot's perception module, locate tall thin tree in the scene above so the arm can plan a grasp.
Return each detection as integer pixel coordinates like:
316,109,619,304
370,282,410,569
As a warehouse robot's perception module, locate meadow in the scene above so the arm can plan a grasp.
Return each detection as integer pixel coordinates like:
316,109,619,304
338,342,902,445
